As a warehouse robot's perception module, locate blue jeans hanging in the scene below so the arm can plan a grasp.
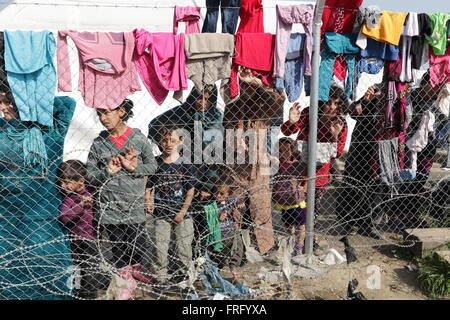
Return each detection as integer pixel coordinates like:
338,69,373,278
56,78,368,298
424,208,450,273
202,0,241,34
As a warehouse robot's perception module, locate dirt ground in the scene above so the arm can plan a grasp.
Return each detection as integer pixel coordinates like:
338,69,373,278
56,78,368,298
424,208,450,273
123,238,429,301
242,243,428,300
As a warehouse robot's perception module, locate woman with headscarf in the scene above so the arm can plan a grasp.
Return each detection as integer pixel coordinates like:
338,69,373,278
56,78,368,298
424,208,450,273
0,92,76,299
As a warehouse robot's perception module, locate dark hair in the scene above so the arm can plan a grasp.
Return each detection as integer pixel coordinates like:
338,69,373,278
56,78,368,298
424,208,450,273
57,160,87,181
157,123,183,142
277,137,299,161
318,85,348,115
116,98,134,122
0,91,16,107
213,184,231,194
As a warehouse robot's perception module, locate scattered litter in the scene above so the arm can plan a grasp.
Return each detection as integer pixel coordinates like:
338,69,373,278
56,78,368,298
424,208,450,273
404,265,415,272
257,267,285,283
241,229,264,263
319,248,346,265
213,293,230,300
105,266,138,300
199,255,253,299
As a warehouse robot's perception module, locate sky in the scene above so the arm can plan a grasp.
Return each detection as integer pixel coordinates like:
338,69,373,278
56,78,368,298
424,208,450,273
356,0,448,13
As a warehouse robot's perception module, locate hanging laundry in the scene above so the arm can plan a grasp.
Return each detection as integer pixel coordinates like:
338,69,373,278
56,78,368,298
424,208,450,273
353,57,384,100
202,0,241,34
377,137,401,186
58,31,140,109
427,13,450,55
429,46,450,88
133,29,187,105
360,37,399,61
353,5,383,32
410,14,432,88
362,11,409,46
410,13,432,69
400,13,420,83
321,0,363,34
4,30,56,127
274,4,314,78
229,32,275,98
184,33,234,96
236,0,264,33
406,110,435,171
322,0,362,82
274,33,306,103
435,83,450,118
173,5,201,35
319,32,359,101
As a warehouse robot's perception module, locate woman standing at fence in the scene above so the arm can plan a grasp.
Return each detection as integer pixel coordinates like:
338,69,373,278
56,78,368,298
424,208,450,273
223,68,286,256
0,92,76,299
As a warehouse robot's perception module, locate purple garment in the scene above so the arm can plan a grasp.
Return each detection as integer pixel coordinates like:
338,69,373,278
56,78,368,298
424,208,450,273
59,188,96,240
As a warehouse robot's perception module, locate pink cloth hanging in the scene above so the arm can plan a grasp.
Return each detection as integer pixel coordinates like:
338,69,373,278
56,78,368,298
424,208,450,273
429,46,450,88
274,4,314,78
133,29,187,105
57,31,141,109
173,6,201,34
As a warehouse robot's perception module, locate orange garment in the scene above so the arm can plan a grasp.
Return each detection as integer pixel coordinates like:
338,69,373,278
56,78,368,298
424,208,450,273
362,11,408,46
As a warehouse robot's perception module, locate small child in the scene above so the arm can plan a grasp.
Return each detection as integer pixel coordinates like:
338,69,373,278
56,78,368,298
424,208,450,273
272,137,307,255
86,98,157,283
211,184,245,280
146,125,196,284
58,160,98,299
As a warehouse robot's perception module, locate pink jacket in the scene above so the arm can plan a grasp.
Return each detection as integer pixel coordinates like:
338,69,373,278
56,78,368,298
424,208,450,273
173,6,201,34
429,46,450,88
274,4,314,78
133,29,188,105
57,31,141,109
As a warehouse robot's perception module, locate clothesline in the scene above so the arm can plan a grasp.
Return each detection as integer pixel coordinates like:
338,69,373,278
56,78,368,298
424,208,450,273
6,2,263,9
324,6,359,12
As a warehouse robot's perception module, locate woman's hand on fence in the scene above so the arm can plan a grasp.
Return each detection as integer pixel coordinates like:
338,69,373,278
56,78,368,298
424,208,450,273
238,68,263,88
363,85,381,102
288,102,301,124
329,117,345,140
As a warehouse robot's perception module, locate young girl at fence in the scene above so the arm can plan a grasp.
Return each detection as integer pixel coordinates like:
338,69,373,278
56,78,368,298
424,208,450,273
272,137,307,255
207,183,245,281
86,98,157,284
58,160,99,299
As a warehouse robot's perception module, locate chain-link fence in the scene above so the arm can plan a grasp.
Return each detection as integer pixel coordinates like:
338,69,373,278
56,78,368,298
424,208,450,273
0,1,449,300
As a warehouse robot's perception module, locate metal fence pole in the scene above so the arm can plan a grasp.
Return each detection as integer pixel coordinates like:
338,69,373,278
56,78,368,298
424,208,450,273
305,0,325,263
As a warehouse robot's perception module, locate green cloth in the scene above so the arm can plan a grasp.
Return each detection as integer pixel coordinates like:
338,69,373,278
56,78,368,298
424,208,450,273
428,13,450,55
204,201,223,252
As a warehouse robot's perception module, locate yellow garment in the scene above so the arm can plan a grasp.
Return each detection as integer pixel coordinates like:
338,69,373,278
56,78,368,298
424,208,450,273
362,11,408,46
274,201,307,210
